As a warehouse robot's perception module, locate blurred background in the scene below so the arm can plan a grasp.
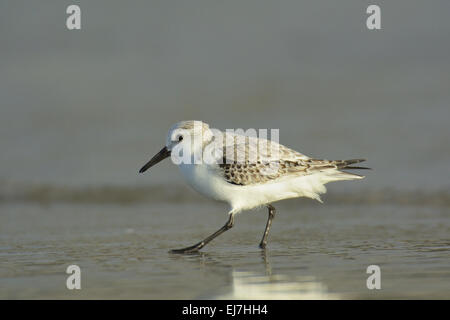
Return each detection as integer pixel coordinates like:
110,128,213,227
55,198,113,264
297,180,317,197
0,1,449,299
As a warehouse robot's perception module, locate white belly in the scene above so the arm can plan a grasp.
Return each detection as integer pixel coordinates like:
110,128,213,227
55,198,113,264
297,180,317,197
177,163,315,214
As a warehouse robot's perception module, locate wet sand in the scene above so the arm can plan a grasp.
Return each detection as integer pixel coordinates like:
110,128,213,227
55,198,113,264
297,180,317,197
1,188,449,299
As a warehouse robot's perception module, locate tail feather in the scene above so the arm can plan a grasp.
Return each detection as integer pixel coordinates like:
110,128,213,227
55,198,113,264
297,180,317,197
292,158,369,203
324,158,370,181
335,159,371,170
342,166,371,170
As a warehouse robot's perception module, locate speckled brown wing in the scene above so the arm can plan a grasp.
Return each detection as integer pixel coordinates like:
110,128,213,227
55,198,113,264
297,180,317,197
215,137,306,185
213,133,368,185
218,158,331,185
217,151,368,186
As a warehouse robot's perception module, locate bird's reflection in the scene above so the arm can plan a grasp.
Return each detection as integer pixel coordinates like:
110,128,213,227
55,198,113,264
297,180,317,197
169,249,339,299
260,248,272,276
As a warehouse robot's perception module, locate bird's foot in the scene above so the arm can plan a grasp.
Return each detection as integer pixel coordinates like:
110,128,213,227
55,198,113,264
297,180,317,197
169,242,204,254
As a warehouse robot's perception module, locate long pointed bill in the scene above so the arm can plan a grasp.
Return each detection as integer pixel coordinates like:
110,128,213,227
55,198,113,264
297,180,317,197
139,146,171,173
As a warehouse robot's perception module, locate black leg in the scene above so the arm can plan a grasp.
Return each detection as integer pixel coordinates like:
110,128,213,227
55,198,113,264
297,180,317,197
259,204,276,249
170,214,235,254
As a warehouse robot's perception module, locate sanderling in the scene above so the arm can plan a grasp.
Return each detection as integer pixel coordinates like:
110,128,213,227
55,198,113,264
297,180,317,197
139,120,369,253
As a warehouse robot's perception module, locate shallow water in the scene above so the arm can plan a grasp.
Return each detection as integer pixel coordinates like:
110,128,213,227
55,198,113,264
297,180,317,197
1,194,449,299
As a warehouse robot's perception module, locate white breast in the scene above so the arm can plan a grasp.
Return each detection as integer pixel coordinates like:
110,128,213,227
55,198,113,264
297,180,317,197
178,163,230,202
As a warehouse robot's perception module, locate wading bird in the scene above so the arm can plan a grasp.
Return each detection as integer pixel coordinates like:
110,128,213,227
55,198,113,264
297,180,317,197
139,121,369,253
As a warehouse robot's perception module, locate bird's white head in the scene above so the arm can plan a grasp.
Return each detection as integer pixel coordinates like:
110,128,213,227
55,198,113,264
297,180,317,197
139,120,213,173
166,120,212,152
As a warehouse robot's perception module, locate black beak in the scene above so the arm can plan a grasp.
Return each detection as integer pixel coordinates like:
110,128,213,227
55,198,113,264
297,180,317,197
139,146,171,173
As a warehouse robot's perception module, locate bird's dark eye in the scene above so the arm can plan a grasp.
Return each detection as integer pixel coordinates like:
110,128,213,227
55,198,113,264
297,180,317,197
178,135,183,142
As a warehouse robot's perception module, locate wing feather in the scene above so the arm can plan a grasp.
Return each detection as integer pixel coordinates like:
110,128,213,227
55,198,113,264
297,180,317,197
213,132,369,186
